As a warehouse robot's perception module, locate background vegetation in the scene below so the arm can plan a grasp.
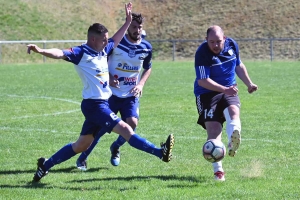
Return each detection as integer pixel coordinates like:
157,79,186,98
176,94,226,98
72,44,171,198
1,0,300,62
1,0,300,40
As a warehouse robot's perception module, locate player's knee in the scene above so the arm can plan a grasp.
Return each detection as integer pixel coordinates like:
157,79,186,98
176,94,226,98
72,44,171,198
72,136,94,153
126,117,138,130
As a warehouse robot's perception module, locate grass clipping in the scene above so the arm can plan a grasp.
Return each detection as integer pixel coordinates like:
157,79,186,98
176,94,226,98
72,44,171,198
241,159,264,178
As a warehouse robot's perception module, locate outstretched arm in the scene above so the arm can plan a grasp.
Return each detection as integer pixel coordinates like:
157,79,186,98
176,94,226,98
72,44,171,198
111,2,132,48
27,44,66,59
235,62,258,93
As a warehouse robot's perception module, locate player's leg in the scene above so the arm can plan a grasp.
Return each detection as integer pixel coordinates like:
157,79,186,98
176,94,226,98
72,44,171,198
110,96,139,166
33,133,95,182
196,92,226,181
223,105,241,157
205,121,225,181
223,96,241,157
76,128,107,170
110,117,137,166
112,120,174,162
33,99,105,182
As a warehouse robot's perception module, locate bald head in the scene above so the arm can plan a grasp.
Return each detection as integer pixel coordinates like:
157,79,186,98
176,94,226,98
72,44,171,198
206,25,225,55
206,25,224,38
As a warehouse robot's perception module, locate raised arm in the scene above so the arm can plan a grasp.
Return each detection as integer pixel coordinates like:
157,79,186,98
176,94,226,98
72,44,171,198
27,44,66,59
111,2,132,48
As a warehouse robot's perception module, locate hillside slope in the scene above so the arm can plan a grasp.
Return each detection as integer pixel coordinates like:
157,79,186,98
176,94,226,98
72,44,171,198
1,0,300,40
1,0,300,62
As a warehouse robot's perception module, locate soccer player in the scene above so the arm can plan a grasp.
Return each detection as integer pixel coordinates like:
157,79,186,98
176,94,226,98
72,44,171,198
27,2,175,182
76,13,152,169
194,25,258,181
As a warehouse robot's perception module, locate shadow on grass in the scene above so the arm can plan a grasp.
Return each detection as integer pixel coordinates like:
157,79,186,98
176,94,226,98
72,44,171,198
69,174,203,183
0,166,109,175
0,173,205,190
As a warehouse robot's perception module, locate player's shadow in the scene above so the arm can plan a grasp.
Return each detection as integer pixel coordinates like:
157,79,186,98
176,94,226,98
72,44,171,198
69,174,205,184
0,173,206,191
0,166,109,175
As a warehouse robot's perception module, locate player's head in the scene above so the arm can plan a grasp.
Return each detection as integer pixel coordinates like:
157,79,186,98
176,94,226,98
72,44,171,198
206,25,226,55
87,23,109,52
127,12,145,42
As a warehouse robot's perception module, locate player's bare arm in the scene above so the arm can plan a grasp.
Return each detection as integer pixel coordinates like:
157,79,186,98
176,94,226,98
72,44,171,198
131,68,152,97
111,2,133,48
198,78,238,96
235,63,258,93
27,44,66,59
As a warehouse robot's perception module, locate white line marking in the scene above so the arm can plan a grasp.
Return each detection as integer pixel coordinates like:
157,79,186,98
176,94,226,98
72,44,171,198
10,109,80,119
3,94,81,105
0,94,81,120
0,126,77,134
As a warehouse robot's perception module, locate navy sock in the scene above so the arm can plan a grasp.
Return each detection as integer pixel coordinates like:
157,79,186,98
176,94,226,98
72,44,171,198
128,134,162,158
44,143,76,171
111,135,127,149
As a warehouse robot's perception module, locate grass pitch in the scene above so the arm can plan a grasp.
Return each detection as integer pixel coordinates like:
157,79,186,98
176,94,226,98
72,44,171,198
0,61,299,199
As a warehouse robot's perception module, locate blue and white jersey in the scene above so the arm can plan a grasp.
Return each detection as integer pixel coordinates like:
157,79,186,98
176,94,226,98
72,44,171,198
63,40,115,100
194,37,241,96
108,35,152,97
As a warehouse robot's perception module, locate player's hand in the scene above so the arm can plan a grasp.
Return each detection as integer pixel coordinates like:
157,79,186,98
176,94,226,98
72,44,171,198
130,85,143,97
110,79,120,88
248,83,258,93
109,74,120,88
224,84,238,96
125,2,132,23
27,44,42,54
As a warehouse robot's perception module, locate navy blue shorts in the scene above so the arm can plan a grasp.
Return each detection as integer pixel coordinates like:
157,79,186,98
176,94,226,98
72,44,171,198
80,99,121,136
195,92,240,129
108,95,139,121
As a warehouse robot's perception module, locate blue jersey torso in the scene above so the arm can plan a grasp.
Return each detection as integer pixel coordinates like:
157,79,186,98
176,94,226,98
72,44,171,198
194,37,241,96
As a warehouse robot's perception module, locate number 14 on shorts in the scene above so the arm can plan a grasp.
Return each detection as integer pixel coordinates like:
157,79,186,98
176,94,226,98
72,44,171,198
204,108,214,119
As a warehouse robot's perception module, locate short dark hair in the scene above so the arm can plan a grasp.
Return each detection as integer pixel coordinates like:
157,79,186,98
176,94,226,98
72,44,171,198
132,12,144,24
88,23,108,35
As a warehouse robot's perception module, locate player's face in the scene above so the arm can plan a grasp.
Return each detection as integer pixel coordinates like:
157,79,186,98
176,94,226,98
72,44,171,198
88,32,108,52
127,21,143,42
95,32,108,51
206,31,225,55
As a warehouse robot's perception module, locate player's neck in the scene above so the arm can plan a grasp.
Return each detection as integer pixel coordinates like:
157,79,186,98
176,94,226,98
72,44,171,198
125,34,141,44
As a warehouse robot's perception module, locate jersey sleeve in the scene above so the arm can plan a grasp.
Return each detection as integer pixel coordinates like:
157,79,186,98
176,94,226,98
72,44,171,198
62,46,84,65
143,43,152,69
230,38,242,66
105,38,115,55
194,48,211,80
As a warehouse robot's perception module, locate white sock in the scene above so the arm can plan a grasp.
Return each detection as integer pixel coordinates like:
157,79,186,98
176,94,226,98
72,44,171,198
227,119,241,140
212,161,223,173
223,108,241,143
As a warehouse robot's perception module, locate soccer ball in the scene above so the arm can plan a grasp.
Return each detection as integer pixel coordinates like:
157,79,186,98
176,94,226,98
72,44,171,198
202,139,226,163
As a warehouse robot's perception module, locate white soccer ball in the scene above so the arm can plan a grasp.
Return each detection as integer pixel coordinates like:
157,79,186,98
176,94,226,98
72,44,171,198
202,139,226,163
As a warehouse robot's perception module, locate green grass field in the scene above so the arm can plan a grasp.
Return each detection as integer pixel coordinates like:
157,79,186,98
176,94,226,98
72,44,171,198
0,61,299,199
